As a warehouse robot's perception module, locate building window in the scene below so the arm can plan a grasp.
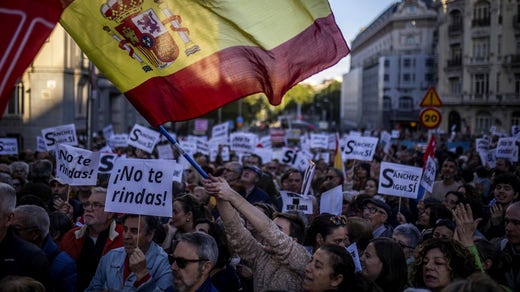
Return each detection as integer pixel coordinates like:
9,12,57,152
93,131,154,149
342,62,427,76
449,10,463,32
5,81,24,116
384,74,389,82
476,111,492,132
383,96,392,111
403,59,411,68
403,73,411,82
473,38,489,60
473,1,490,26
425,58,434,67
473,74,489,97
399,96,413,111
384,59,390,67
449,77,461,95
512,112,520,126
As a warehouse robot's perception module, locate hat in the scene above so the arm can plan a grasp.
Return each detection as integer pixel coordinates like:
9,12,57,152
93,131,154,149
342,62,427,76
49,176,66,185
363,198,392,216
243,165,262,176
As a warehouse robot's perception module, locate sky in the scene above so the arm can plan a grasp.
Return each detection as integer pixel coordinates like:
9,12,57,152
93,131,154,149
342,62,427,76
305,0,398,84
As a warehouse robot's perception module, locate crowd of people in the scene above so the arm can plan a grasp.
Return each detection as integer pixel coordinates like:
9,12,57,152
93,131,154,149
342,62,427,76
0,132,518,292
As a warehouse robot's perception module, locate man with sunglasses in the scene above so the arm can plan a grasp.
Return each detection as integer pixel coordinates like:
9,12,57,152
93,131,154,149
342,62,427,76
165,231,218,292
60,187,123,291
87,214,172,291
0,183,51,289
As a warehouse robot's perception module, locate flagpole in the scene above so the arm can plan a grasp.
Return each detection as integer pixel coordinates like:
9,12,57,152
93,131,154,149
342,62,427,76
158,125,209,179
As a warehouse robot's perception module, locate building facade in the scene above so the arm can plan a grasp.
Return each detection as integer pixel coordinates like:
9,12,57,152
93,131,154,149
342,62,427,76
341,0,437,131
436,0,520,135
0,25,147,150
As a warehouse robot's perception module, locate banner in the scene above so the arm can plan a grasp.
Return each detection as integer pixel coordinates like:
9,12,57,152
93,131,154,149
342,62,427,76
0,0,63,117
230,132,257,153
56,144,100,186
319,185,342,215
106,158,174,217
128,124,161,153
0,138,18,155
41,123,78,151
342,136,378,162
280,191,313,215
60,0,349,126
420,156,436,193
379,161,423,199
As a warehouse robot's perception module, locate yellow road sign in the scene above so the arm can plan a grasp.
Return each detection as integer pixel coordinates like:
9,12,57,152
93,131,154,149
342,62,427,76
420,87,442,107
420,108,442,129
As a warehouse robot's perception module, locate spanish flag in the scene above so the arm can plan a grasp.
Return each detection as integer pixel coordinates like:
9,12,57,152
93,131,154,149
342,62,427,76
60,0,349,127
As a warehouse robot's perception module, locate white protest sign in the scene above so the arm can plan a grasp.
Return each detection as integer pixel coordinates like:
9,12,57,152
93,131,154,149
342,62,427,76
103,124,114,139
294,151,313,172
259,136,272,149
157,144,174,160
108,134,129,148
328,134,336,150
254,147,272,164
349,131,361,137
310,133,329,149
106,158,174,217
128,124,160,154
475,138,489,153
196,139,210,156
211,122,229,143
391,130,400,138
56,144,100,185
0,138,18,155
346,243,362,273
380,131,392,154
171,161,184,183
180,141,197,157
36,136,47,152
379,161,423,199
420,156,436,193
280,191,313,214
513,125,520,142
490,126,497,135
319,185,343,215
98,152,122,174
485,149,496,168
41,124,78,151
230,132,257,153
220,146,230,162
496,137,516,160
209,144,219,162
159,132,176,143
343,136,378,162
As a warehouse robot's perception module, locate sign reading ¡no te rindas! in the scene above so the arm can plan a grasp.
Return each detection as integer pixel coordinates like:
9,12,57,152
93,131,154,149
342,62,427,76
420,108,442,129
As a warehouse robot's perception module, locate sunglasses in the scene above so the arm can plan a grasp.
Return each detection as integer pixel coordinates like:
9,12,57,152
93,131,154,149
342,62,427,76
168,255,208,269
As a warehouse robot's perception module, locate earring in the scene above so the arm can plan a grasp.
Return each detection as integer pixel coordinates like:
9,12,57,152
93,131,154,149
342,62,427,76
186,218,190,222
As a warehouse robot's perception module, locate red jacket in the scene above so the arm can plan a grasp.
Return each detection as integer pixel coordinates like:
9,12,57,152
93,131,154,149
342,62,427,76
59,220,123,260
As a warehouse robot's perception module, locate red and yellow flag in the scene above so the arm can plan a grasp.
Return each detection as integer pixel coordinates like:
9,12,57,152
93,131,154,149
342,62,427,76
60,0,349,127
0,0,63,117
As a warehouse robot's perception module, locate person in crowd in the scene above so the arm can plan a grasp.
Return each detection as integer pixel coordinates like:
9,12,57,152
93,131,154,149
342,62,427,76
244,154,262,168
362,198,393,238
0,275,45,292
221,161,243,184
59,186,123,291
165,231,219,292
393,223,422,275
321,167,344,192
303,213,348,253
485,173,520,239
474,238,508,289
9,161,29,184
0,183,51,289
49,211,74,245
370,154,382,180
359,237,408,292
203,175,310,291
423,157,462,202
359,177,380,199
194,218,241,291
416,201,452,238
442,191,465,210
49,176,83,221
410,238,479,292
280,168,304,194
352,162,370,191
87,214,173,291
12,205,76,292
162,194,209,253
344,216,373,252
495,158,513,173
302,244,357,292
20,159,53,203
496,201,520,291
432,218,456,240
240,165,272,205
441,272,506,292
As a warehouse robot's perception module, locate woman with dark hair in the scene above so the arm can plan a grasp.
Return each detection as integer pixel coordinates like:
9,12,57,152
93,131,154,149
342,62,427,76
359,237,408,292
303,213,348,253
344,216,373,252
352,163,371,191
161,194,209,252
302,244,357,292
416,201,452,238
410,238,479,292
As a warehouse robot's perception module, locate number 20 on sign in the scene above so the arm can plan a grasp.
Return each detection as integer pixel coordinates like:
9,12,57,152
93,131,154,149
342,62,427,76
419,108,442,129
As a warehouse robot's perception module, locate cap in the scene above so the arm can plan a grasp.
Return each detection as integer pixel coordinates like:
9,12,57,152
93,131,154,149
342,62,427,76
243,165,262,176
363,198,392,216
49,176,66,185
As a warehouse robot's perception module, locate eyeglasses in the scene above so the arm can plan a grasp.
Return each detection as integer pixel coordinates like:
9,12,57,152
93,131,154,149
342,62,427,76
504,218,520,226
363,206,386,215
168,256,208,269
82,202,105,210
329,215,348,225
394,239,415,250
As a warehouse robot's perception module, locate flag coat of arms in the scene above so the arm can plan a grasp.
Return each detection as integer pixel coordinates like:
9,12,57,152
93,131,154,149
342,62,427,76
60,0,349,126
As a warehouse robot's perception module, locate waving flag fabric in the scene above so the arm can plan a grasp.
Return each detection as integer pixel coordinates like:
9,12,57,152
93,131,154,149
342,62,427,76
0,0,63,117
60,0,349,127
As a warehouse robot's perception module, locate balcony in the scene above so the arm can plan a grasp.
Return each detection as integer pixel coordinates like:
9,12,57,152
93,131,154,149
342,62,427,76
467,56,490,66
448,24,463,36
503,54,520,68
472,17,490,27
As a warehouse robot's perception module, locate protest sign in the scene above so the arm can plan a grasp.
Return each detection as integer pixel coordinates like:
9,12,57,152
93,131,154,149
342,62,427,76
346,243,362,273
108,134,129,149
420,156,436,193
211,122,229,143
56,144,100,185
259,135,272,149
343,136,378,162
391,130,400,138
280,191,313,215
106,158,174,217
41,123,78,151
98,152,122,174
230,132,257,153
102,124,114,139
380,131,392,154
36,136,47,152
128,124,160,153
0,138,18,155
319,185,343,215
310,133,329,149
379,161,423,199
157,144,174,160
513,125,520,141
496,137,516,160
254,147,272,164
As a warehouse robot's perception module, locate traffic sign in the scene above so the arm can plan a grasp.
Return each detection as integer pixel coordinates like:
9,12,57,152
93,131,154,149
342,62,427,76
419,108,442,129
420,87,442,107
